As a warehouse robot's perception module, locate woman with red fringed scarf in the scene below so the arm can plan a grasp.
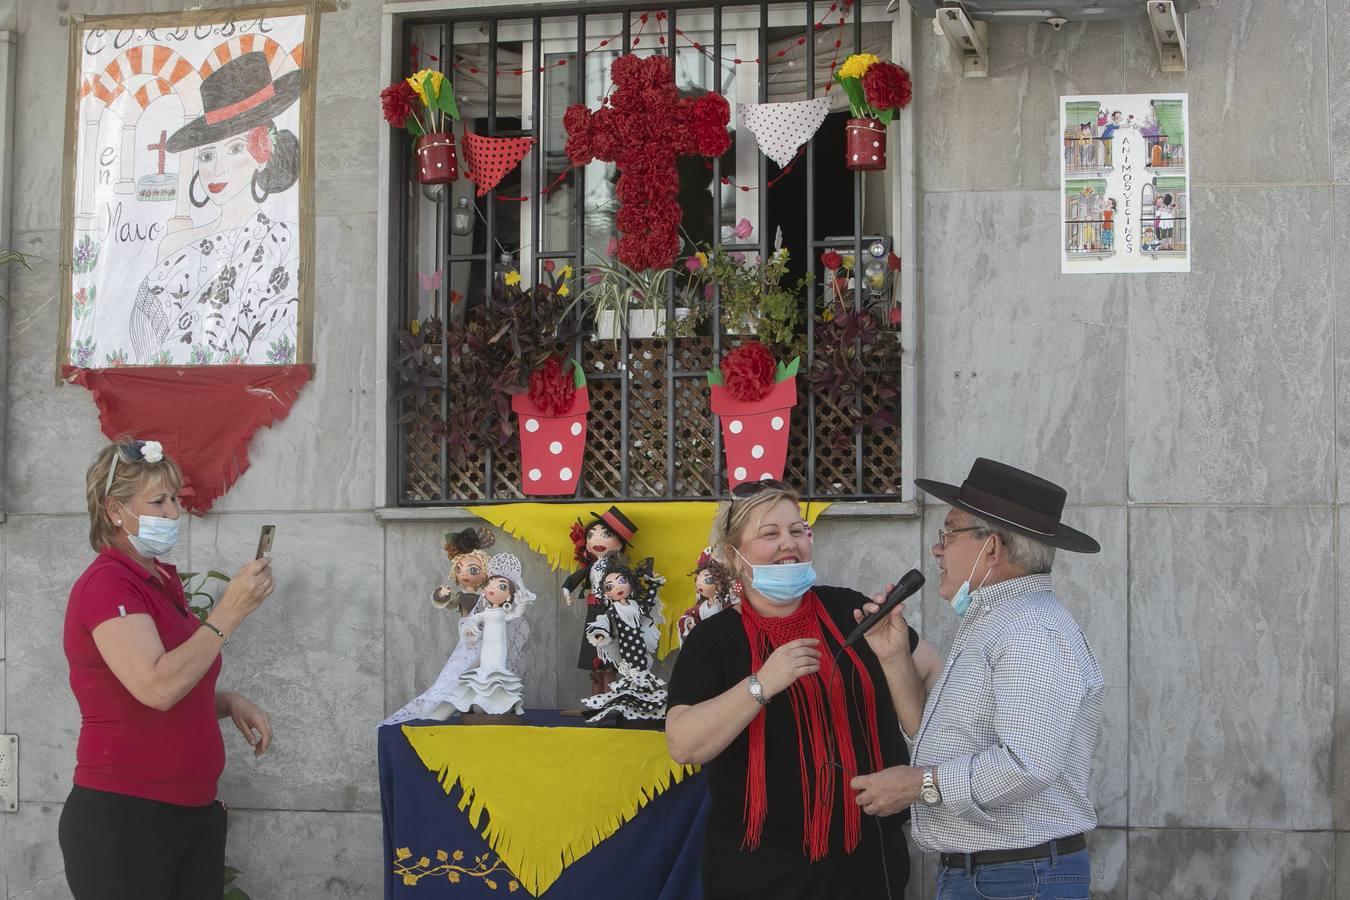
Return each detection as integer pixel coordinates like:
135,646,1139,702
667,481,942,899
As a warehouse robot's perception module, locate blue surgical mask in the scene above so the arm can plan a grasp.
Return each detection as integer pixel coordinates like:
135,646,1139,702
735,548,817,604
121,506,179,558
950,537,993,618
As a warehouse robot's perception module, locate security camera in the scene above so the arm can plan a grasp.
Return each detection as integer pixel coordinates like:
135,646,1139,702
1046,17,1068,31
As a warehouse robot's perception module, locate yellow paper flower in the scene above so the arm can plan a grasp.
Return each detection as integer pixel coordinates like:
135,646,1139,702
837,53,880,81
556,283,570,297
695,251,709,269
504,270,522,286
560,265,573,280
406,69,446,107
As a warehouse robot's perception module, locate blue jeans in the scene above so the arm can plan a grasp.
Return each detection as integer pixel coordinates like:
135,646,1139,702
936,848,1090,900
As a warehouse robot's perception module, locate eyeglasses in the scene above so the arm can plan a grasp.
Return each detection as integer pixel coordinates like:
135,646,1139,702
937,526,985,547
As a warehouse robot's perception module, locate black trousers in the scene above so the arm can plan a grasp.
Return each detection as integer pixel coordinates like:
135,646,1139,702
58,785,227,900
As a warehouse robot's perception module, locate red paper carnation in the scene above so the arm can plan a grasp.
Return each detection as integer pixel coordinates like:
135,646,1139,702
380,81,419,129
720,342,778,402
528,356,577,415
690,93,733,158
563,104,595,165
863,62,913,112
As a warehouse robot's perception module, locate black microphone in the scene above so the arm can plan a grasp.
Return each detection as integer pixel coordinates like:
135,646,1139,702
843,569,925,647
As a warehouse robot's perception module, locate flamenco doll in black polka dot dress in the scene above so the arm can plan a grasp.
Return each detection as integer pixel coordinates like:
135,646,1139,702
580,560,668,724
562,506,638,695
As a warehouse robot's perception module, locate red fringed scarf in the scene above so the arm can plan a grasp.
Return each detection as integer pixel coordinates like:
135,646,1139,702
739,591,884,861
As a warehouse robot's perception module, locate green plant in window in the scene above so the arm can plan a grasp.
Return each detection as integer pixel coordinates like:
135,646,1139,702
690,245,804,351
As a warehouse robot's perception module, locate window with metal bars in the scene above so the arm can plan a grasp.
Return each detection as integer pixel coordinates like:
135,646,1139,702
391,1,907,504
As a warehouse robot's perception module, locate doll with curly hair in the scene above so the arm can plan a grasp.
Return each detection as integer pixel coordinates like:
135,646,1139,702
432,527,495,616
677,548,737,646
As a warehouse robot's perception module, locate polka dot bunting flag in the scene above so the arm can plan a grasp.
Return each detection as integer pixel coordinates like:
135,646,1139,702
461,131,536,198
738,97,832,169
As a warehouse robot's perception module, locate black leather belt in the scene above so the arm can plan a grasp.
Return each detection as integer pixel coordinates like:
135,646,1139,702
939,833,1087,870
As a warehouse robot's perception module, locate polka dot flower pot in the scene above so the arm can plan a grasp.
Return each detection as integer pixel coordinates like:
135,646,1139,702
511,380,589,496
416,131,459,185
845,118,886,171
710,376,798,490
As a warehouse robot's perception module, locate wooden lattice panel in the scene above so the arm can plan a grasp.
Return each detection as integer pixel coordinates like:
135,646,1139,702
673,375,718,495
624,340,669,497
581,344,626,497
403,405,445,503
812,392,861,495
862,376,903,496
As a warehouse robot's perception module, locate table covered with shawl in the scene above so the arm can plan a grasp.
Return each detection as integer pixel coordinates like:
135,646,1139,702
378,712,708,898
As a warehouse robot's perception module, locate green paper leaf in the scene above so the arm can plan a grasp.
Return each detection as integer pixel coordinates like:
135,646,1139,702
570,358,586,388
777,356,801,381
406,119,424,138
435,80,461,121
876,107,896,126
838,77,868,119
707,368,724,386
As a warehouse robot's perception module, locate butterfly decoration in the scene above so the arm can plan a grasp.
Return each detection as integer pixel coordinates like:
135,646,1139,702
417,269,443,292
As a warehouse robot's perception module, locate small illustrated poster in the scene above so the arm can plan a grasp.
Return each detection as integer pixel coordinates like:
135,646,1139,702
1060,93,1190,274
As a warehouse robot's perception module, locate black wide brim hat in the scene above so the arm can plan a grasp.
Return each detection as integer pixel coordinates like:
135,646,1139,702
167,52,303,153
587,505,637,543
915,458,1100,554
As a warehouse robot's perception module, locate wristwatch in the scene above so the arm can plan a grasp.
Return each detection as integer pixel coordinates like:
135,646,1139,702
920,768,942,806
747,674,770,706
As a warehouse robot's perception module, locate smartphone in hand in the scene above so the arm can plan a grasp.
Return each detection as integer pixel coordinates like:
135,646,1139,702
255,525,276,559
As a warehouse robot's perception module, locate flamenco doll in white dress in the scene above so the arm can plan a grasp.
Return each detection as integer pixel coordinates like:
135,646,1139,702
581,560,668,724
676,548,737,646
382,530,527,725
444,553,535,716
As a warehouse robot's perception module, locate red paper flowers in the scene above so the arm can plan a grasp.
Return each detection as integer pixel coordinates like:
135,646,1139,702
564,54,731,272
862,62,913,113
720,342,779,402
528,355,577,415
381,81,419,130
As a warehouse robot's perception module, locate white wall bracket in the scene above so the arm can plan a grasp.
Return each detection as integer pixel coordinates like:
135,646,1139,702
1147,0,1187,72
0,734,17,812
934,3,989,78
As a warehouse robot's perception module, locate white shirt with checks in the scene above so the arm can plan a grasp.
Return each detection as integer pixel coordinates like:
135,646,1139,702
907,574,1104,854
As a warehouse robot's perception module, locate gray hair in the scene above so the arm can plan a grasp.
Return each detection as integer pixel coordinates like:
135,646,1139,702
968,514,1056,574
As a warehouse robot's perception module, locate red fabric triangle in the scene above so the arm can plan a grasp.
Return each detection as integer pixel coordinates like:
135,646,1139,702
461,131,535,197
62,365,313,514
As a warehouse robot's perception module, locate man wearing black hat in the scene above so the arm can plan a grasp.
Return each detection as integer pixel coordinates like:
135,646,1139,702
849,459,1104,899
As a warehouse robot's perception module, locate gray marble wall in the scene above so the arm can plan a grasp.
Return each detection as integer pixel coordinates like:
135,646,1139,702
0,0,1342,897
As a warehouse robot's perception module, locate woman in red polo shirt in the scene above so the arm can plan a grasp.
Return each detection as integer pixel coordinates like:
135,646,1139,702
59,440,275,899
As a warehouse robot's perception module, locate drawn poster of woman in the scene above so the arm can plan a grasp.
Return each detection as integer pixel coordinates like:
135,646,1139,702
61,7,315,368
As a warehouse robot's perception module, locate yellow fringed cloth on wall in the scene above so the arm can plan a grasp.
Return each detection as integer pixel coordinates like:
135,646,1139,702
466,500,830,657
403,724,695,896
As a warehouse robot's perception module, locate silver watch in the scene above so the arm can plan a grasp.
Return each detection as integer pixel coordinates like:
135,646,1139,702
747,674,770,706
920,768,942,806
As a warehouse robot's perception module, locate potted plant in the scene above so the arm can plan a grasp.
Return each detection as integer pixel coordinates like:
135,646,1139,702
511,354,589,495
833,54,913,171
382,69,461,184
708,341,800,488
689,240,803,349
573,246,699,341
810,252,904,448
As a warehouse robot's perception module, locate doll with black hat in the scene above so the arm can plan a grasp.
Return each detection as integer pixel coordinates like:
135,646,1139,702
128,51,304,364
562,505,642,695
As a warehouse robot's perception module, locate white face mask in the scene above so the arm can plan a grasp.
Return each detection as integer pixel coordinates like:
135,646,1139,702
120,505,180,558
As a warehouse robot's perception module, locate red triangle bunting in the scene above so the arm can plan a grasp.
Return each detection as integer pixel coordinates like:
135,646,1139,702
461,131,535,197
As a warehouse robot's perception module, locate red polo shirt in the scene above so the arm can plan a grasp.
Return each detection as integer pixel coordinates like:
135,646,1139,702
64,546,224,806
